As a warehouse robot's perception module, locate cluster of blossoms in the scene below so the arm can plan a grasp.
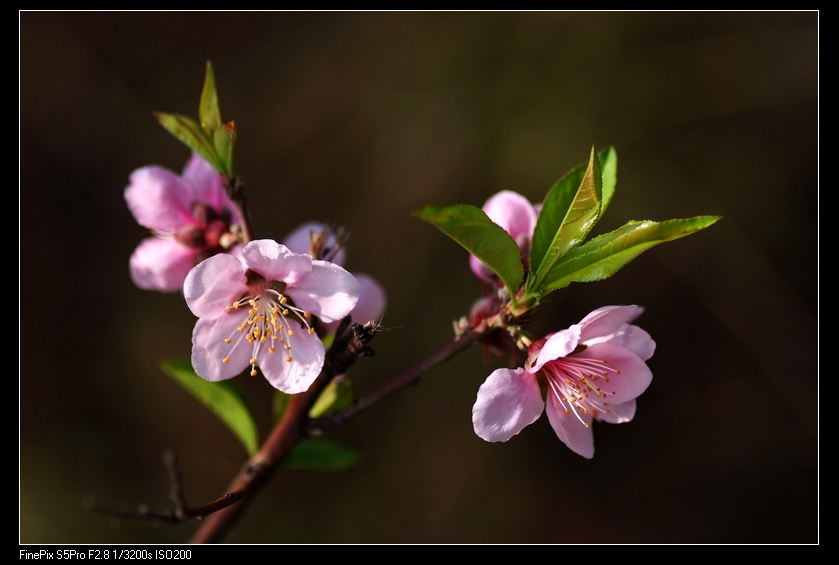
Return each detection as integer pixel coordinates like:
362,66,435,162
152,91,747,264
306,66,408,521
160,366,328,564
467,190,655,458
125,154,385,394
125,154,653,458
125,152,241,292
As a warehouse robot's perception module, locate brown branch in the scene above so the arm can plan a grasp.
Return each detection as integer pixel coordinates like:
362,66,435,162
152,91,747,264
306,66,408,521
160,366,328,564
87,318,374,531
187,320,377,543
164,450,188,521
88,321,491,543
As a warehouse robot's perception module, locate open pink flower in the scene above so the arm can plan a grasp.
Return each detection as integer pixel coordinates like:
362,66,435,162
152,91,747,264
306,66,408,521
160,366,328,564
472,305,655,458
470,190,539,285
125,152,240,292
283,222,386,329
183,239,360,393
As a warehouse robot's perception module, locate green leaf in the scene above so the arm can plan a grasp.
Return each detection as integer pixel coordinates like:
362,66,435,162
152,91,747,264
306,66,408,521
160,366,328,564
199,61,222,134
539,216,721,292
160,359,259,457
309,378,353,419
528,146,602,293
155,112,223,173
599,146,617,217
213,121,236,179
413,204,525,297
281,438,361,471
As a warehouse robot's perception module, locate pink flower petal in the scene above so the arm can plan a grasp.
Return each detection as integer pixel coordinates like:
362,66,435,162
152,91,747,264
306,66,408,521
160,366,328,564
183,253,248,319
545,391,595,459
575,343,653,405
350,274,386,324
529,326,581,372
285,260,360,323
191,313,253,382
180,152,237,222
608,324,656,362
594,399,636,424
578,305,643,343
470,190,537,283
481,190,538,244
125,165,195,232
282,221,346,266
129,237,197,293
472,368,544,442
258,323,325,394
469,254,497,284
242,240,312,285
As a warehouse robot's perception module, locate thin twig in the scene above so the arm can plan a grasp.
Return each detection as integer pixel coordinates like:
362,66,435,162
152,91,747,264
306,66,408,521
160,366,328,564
308,328,487,434
164,450,188,521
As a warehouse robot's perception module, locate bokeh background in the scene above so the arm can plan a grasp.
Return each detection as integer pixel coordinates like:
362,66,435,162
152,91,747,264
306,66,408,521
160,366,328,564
20,11,818,544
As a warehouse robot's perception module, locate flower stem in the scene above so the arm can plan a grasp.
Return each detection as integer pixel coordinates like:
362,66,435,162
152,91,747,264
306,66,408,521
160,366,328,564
188,325,488,543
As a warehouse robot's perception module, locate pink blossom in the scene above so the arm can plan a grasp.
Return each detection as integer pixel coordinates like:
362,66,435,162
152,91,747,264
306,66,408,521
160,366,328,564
283,222,386,329
125,152,241,292
470,190,539,285
183,239,360,393
472,305,655,458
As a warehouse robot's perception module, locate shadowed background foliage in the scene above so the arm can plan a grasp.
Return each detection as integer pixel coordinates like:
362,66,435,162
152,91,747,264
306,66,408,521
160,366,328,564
20,11,818,544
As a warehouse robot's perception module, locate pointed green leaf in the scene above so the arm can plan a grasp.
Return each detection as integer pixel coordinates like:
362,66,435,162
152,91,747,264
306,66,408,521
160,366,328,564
212,121,236,179
538,216,721,293
155,112,223,173
281,439,361,471
599,146,617,217
413,204,524,296
528,146,602,293
160,359,259,457
199,61,222,134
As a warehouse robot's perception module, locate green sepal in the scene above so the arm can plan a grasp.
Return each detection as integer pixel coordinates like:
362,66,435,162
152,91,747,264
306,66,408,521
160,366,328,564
539,216,722,292
160,359,260,457
527,146,602,294
199,60,222,134
413,204,524,298
281,438,361,471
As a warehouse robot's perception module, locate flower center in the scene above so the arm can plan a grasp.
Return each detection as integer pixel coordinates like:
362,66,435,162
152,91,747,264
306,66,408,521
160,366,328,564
220,278,316,377
168,202,238,255
541,355,622,428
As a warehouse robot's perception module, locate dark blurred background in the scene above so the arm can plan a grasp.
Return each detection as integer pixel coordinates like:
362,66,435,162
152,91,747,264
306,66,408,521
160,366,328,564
20,12,818,544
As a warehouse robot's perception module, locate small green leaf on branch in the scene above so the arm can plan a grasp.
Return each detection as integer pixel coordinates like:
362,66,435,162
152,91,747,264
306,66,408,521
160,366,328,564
160,359,260,457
